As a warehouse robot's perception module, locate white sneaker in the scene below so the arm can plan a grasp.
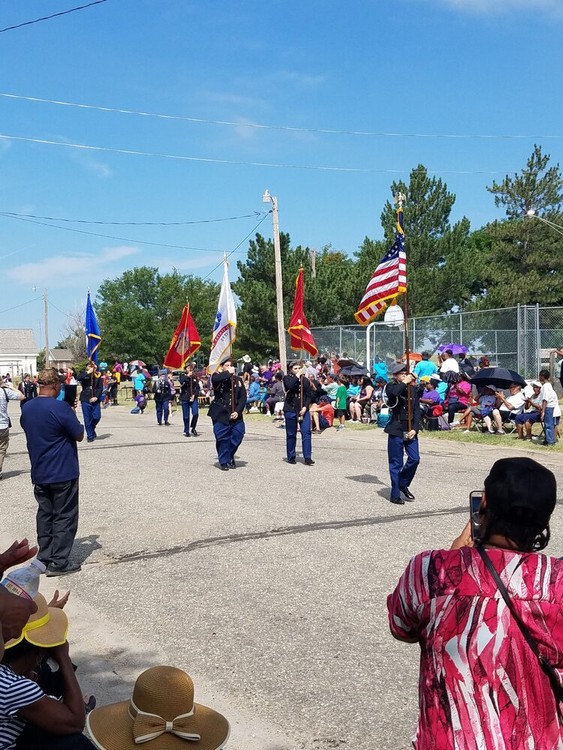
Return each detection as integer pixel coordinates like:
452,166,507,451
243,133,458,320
451,420,460,427
488,429,495,434
497,430,506,435
462,429,470,433
336,425,345,430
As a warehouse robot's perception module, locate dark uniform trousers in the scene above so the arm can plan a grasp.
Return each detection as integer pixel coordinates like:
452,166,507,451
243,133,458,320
210,372,246,465
285,412,312,461
35,478,79,569
384,381,421,498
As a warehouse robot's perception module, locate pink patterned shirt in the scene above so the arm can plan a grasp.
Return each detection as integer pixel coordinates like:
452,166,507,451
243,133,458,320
388,547,563,749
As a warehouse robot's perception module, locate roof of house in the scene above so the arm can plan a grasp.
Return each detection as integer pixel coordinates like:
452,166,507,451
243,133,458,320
0,329,38,355
49,348,73,361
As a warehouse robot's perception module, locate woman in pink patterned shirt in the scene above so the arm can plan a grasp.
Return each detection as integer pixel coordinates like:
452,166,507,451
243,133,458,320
388,457,563,749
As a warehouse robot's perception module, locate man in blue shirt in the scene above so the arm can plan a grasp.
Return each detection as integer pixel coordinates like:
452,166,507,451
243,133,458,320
20,368,84,577
413,352,438,380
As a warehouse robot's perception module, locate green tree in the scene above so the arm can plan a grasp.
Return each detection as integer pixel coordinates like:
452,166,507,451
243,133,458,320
477,147,563,307
95,267,220,365
355,166,478,316
233,234,357,359
487,144,563,219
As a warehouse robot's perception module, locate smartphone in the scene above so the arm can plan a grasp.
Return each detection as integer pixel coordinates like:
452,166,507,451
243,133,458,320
469,491,483,542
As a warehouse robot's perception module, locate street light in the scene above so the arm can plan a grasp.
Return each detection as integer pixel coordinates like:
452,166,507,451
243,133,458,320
525,209,563,237
262,190,287,371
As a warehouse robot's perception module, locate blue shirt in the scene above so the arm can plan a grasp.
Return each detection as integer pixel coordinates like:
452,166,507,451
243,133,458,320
20,398,83,484
435,381,448,403
413,360,438,378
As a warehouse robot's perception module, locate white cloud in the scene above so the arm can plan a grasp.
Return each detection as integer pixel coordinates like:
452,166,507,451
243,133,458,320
6,245,138,287
428,0,563,16
68,148,114,178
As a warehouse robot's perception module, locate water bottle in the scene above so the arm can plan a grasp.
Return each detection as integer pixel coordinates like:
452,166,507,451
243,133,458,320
1,559,46,600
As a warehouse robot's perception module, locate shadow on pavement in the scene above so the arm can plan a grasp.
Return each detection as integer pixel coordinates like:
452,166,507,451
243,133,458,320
73,535,103,565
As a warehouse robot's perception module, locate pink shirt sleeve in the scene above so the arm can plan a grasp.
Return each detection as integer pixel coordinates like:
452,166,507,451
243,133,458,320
387,552,431,641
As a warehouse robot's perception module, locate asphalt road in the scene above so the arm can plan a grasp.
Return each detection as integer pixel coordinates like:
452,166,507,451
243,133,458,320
3,406,562,749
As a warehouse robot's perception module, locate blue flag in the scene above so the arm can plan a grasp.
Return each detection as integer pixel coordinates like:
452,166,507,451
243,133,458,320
85,292,101,364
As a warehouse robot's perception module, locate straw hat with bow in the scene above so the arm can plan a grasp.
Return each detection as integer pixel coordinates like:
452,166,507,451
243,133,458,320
87,666,230,750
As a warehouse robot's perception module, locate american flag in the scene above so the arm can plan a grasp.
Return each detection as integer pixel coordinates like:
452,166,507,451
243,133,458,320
354,211,407,325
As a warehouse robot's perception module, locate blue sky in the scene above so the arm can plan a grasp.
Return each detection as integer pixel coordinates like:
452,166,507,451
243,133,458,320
0,0,562,347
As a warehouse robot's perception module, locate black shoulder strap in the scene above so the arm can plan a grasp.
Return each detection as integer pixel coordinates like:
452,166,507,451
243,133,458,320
477,545,563,705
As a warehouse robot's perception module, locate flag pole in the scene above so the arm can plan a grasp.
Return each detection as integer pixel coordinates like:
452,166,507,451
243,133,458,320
225,255,235,413
395,192,412,433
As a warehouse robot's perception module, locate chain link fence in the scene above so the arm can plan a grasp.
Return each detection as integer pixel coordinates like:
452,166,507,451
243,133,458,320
311,305,563,383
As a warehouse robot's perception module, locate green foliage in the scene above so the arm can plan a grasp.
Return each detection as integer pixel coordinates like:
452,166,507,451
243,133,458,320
95,267,220,365
355,166,476,316
475,216,563,308
36,348,46,371
487,145,563,219
233,234,357,358
477,147,563,307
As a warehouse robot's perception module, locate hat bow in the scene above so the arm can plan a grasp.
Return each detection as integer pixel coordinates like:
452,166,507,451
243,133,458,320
130,702,201,744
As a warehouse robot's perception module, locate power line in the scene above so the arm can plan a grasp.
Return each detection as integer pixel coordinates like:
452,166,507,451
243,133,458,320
203,213,270,280
1,92,561,141
0,213,251,254
0,133,506,175
0,210,265,227
0,298,40,315
0,1,108,34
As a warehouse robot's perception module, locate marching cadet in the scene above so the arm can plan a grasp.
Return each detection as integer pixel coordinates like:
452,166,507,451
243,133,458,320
208,356,246,470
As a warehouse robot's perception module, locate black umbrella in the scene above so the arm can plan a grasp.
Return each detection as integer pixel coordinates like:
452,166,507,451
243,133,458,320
337,358,361,369
339,365,368,377
470,367,526,389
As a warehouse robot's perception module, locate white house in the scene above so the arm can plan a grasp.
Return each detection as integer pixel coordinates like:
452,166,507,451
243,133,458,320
0,329,38,377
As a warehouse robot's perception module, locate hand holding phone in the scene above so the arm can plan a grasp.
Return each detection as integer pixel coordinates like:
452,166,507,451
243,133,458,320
470,490,484,542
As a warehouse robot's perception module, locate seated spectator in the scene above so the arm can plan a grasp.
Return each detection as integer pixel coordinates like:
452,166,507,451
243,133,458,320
446,373,472,425
413,352,437,380
490,382,526,434
372,356,389,383
439,350,460,381
477,355,490,370
310,396,335,433
307,373,326,405
429,373,447,403
265,371,285,416
369,377,387,423
87,666,229,750
321,373,339,403
388,457,563,750
245,376,261,413
458,352,476,378
349,376,374,422
460,385,496,433
419,378,442,421
1,593,94,749
515,381,542,440
345,378,360,421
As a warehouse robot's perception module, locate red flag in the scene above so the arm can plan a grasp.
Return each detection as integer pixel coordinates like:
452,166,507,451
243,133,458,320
287,268,318,357
163,304,201,369
354,207,407,325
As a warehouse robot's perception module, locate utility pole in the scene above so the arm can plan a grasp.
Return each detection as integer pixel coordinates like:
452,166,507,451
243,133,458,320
262,190,287,372
43,288,50,368
310,247,317,278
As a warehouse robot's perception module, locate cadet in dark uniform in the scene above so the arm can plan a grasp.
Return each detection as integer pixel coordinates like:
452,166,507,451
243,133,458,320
179,362,200,437
283,360,315,466
208,356,246,470
384,362,421,505
76,364,104,443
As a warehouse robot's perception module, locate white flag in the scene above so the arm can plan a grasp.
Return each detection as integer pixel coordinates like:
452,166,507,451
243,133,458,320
208,260,237,373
